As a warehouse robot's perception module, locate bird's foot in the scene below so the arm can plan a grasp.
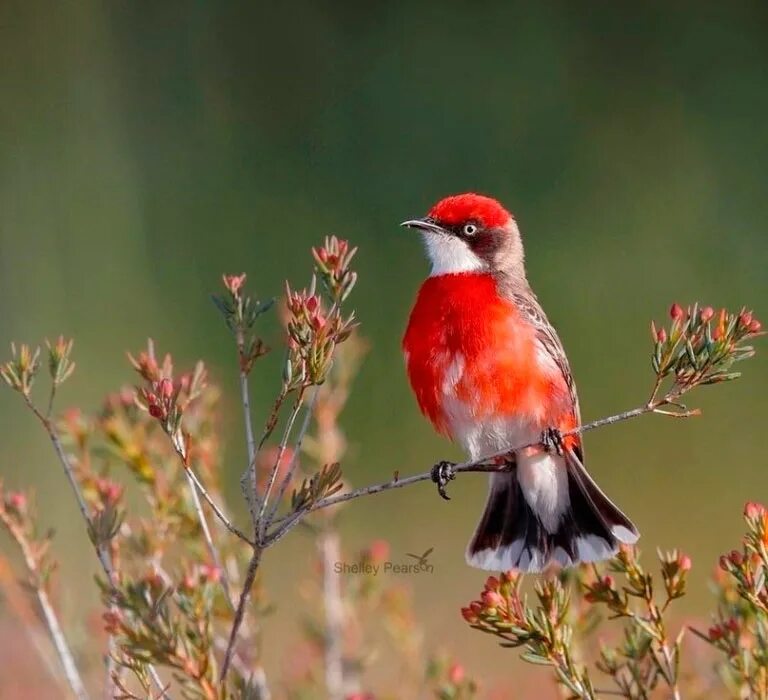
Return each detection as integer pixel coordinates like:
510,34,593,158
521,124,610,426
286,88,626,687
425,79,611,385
540,427,565,456
431,460,456,501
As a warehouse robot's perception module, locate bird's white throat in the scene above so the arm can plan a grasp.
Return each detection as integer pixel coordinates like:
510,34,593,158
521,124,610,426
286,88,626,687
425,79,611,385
421,231,485,276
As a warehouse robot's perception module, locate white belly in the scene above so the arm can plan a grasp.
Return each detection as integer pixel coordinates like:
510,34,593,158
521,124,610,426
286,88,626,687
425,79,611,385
442,358,569,533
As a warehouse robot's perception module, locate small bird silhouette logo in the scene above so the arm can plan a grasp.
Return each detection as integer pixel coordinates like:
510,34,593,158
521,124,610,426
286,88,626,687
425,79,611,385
405,547,434,569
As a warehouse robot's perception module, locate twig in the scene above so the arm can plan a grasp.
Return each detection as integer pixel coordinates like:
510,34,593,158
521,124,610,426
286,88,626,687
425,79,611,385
265,400,693,544
183,470,235,612
220,547,263,685
319,530,345,700
183,466,254,545
0,509,89,699
265,387,318,524
238,364,259,525
256,389,306,538
22,397,169,699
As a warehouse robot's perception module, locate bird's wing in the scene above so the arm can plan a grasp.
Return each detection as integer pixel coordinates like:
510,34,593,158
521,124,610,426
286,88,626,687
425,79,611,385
510,290,584,458
421,547,434,559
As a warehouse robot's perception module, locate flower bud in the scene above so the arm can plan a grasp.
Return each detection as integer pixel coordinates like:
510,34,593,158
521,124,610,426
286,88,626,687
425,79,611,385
6,491,27,514
460,607,476,623
708,625,722,641
739,310,753,327
670,303,684,321
745,502,766,519
656,327,667,344
678,553,692,572
481,590,502,609
749,319,762,333
700,306,714,322
448,663,465,685
159,378,174,399
148,404,163,419
484,575,500,592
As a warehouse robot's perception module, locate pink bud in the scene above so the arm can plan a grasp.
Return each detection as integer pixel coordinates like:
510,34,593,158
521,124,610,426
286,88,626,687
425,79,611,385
749,319,762,333
148,404,163,419
678,554,692,572
448,663,465,685
6,491,27,513
725,618,739,633
305,295,319,313
222,273,246,295
199,563,221,584
603,575,614,588
159,378,173,398
481,590,502,608
656,327,667,344
728,550,743,566
745,502,766,519
740,310,753,327
708,625,722,641
460,607,477,622
670,303,685,321
484,575,500,592
700,306,714,322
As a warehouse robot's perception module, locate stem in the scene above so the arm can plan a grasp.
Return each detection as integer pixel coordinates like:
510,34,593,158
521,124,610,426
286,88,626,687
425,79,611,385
183,470,235,612
238,365,259,525
319,530,344,700
23,396,168,699
0,509,89,699
257,389,306,538
265,402,659,544
36,588,90,699
183,466,253,545
219,547,263,685
265,388,318,524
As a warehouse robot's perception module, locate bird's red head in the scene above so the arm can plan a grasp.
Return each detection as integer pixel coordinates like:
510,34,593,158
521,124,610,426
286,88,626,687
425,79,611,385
428,193,513,230
401,192,524,278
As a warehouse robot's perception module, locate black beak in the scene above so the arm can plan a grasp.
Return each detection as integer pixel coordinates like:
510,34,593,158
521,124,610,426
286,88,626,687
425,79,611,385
400,217,448,235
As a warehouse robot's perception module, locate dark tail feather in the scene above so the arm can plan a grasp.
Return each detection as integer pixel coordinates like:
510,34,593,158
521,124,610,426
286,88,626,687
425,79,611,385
466,455,638,573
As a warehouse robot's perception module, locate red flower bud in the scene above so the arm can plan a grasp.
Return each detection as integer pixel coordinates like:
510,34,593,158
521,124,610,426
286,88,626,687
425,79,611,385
6,491,27,513
739,310,753,327
700,306,714,322
460,607,476,622
481,590,502,609
749,319,762,333
199,563,221,584
728,550,743,566
678,554,692,572
448,663,465,685
708,625,722,641
305,295,319,313
159,378,174,399
148,404,163,419
484,575,500,592
656,327,667,344
670,303,684,321
725,617,739,633
745,502,766,519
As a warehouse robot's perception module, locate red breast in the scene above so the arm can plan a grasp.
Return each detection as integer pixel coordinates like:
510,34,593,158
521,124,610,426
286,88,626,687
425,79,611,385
402,272,571,437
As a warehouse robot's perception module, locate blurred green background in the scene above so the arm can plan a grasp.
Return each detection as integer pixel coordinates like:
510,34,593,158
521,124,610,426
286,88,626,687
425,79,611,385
1,0,767,694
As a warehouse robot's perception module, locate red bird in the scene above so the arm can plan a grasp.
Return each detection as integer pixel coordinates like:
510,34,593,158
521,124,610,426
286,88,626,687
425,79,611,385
401,193,638,572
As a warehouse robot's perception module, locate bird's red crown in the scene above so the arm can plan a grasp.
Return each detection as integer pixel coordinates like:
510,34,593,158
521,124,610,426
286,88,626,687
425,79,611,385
428,193,513,229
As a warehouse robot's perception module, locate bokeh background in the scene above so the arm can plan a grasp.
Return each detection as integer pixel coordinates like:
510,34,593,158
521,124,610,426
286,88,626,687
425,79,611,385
1,1,767,695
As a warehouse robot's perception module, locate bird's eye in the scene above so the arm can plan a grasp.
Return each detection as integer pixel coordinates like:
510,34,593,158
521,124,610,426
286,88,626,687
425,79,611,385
462,223,478,237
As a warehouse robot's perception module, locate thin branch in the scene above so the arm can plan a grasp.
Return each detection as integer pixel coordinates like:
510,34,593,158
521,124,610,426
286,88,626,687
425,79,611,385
220,547,263,685
238,364,259,526
265,387,318,525
319,530,345,700
22,397,169,699
183,470,236,612
265,402,674,545
0,510,89,699
256,389,306,537
183,466,254,546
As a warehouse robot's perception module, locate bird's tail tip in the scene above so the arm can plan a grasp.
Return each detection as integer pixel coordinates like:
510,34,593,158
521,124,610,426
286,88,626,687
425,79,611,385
466,462,638,574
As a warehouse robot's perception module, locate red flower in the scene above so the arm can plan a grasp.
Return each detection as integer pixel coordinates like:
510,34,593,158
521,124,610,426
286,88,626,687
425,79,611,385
222,273,246,296
745,501,766,520
670,303,685,321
